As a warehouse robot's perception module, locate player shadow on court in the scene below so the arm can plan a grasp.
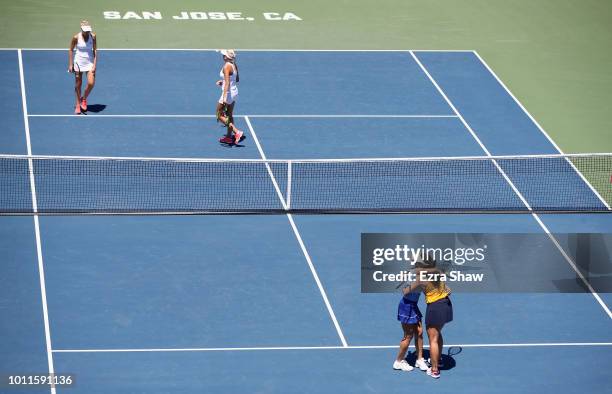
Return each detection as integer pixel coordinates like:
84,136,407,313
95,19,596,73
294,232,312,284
219,142,246,148
219,135,247,148
83,104,106,113
405,346,462,371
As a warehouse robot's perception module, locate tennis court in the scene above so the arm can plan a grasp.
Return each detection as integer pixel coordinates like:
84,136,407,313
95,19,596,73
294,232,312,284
1,47,611,393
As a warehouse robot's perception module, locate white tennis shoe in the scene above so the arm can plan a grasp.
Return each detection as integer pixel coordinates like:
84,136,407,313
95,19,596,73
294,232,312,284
415,358,429,371
392,360,414,372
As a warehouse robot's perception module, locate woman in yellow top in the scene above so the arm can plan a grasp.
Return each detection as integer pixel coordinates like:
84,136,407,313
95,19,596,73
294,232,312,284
404,258,453,379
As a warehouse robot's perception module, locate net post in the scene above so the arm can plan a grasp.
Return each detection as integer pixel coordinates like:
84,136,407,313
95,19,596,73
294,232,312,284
286,160,292,210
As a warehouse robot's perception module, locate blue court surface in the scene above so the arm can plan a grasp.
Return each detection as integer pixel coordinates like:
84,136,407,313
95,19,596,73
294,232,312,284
1,49,611,393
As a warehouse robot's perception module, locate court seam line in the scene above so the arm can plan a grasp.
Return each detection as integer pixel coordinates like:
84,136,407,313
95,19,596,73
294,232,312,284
245,116,349,348
472,50,610,211
410,50,612,319
51,342,612,353
18,48,57,394
27,114,458,118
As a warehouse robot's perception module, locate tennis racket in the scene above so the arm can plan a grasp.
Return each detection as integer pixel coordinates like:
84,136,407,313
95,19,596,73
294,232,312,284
429,346,461,370
70,61,80,75
447,346,462,357
396,278,409,290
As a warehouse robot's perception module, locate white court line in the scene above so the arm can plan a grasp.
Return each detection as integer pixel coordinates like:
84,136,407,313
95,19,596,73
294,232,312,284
410,50,612,320
246,114,457,118
27,114,457,118
18,49,57,394
472,50,610,211
28,114,217,118
5,48,475,52
52,342,612,353
245,116,348,347
3,152,610,163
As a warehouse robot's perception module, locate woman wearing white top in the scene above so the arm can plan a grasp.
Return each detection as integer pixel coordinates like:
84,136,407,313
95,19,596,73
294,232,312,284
216,50,244,144
68,20,97,114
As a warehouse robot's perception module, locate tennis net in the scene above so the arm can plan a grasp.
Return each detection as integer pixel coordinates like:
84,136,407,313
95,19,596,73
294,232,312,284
1,153,610,214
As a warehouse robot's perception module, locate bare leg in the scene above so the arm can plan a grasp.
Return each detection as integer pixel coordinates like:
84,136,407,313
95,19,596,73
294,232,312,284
395,324,415,362
226,102,242,136
426,326,441,372
74,73,83,106
415,322,424,360
83,70,95,98
217,102,233,137
438,331,444,363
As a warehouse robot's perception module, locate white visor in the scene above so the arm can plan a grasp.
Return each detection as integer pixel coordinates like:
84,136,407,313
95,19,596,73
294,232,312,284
220,49,235,60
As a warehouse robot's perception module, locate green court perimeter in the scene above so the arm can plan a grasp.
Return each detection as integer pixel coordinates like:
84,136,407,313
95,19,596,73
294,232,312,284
1,1,610,152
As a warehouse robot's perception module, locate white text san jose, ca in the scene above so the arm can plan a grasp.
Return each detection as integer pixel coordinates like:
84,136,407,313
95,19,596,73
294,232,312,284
103,11,302,21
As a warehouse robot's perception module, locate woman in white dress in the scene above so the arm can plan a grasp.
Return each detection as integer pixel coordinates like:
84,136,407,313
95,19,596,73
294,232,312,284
216,50,244,144
68,20,97,114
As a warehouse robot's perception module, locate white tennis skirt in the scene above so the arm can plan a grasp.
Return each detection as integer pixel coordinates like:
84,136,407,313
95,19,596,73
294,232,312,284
74,57,94,72
218,87,239,104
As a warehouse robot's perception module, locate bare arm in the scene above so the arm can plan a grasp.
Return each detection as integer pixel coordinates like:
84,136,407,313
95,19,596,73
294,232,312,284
92,33,97,72
68,35,77,72
401,267,437,295
402,279,423,295
222,63,231,102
